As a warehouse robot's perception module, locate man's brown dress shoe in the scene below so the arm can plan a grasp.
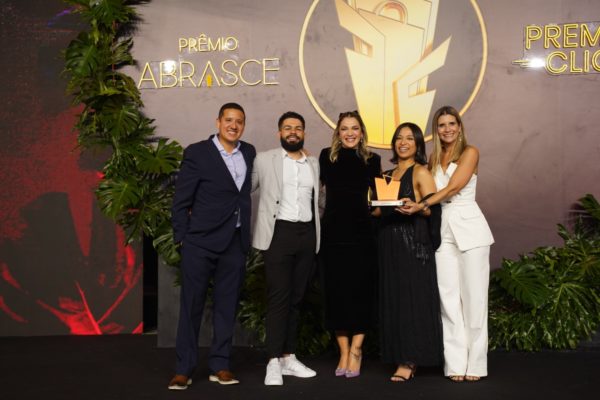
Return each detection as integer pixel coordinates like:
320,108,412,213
208,370,240,385
168,374,192,390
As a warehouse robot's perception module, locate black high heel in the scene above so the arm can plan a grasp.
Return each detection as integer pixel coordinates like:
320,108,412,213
390,363,416,382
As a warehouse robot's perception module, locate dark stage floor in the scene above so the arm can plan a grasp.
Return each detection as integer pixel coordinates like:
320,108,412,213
0,334,597,400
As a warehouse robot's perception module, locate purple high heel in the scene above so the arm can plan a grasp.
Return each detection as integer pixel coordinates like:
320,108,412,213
345,369,360,378
345,351,362,378
335,368,346,377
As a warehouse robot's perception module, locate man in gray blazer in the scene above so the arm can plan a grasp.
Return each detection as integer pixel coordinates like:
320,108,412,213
252,111,320,386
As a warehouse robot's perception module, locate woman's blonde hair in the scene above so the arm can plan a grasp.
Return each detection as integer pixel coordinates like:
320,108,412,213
429,106,468,175
329,110,372,164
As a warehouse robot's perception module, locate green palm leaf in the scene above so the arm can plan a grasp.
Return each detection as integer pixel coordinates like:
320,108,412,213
111,38,134,66
135,139,183,175
152,228,180,267
580,193,600,221
99,103,141,138
545,282,600,348
493,260,552,307
97,177,141,218
65,32,102,77
88,0,135,26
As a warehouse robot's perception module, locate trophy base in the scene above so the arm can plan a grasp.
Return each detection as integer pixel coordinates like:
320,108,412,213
369,200,405,207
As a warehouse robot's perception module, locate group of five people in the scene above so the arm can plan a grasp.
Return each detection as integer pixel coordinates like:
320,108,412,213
167,103,493,390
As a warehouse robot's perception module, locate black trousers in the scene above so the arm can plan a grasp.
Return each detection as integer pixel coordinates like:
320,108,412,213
263,220,316,358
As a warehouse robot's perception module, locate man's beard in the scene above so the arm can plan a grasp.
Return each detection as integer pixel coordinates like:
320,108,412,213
280,137,304,152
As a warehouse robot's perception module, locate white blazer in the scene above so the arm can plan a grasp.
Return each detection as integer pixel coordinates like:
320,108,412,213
435,163,494,252
251,148,321,252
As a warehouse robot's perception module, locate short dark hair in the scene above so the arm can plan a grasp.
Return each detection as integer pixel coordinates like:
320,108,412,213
218,102,245,119
390,122,428,165
278,111,305,130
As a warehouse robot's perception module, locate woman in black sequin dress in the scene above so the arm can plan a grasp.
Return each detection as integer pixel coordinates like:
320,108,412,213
377,122,443,382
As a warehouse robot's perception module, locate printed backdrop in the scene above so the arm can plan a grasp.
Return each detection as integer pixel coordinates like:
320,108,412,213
129,0,600,267
1,0,599,337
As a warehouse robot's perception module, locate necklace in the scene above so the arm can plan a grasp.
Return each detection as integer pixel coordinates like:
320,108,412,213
393,162,416,180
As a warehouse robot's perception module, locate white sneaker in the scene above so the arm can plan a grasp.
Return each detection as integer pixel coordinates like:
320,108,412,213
280,354,317,378
264,358,283,386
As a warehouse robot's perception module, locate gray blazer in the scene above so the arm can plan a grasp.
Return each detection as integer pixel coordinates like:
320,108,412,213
251,148,321,252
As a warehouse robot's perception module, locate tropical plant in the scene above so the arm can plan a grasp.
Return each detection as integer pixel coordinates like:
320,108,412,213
62,0,182,267
63,0,330,353
489,194,600,351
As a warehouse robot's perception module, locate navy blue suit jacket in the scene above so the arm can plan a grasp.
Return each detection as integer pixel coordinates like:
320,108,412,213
171,135,256,253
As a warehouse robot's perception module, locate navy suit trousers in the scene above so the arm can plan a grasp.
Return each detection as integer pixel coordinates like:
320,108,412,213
175,229,246,376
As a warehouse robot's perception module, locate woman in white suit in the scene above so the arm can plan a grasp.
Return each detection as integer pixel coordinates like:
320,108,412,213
401,106,494,382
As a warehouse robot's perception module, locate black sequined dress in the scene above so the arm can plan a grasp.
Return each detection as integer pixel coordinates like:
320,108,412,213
378,165,443,366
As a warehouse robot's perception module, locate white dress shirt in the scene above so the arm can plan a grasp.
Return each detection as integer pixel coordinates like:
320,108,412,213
277,149,314,222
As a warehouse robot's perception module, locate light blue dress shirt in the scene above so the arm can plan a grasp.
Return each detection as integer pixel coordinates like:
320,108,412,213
212,135,247,227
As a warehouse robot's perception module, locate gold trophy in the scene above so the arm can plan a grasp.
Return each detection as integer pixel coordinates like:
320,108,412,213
335,0,450,147
369,175,404,206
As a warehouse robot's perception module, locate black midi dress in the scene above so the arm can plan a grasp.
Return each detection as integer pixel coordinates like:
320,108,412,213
319,147,381,332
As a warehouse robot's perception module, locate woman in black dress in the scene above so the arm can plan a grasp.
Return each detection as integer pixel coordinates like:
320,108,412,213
378,122,443,381
319,111,381,378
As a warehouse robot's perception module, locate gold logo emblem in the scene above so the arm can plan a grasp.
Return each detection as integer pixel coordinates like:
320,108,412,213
300,0,487,148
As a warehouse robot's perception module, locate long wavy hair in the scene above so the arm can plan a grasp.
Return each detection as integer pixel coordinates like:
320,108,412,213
390,122,428,165
329,110,372,164
429,105,468,175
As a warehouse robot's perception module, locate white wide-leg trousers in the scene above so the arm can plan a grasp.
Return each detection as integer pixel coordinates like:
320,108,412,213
436,229,490,377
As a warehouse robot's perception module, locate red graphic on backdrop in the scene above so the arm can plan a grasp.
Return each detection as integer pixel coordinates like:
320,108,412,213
0,296,28,323
0,108,143,335
1,263,23,291
0,107,97,255
0,1,143,336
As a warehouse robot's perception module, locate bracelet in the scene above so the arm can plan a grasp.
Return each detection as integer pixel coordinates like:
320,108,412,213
420,199,430,211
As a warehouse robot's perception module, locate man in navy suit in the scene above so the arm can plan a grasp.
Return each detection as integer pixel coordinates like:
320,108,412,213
168,103,256,390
